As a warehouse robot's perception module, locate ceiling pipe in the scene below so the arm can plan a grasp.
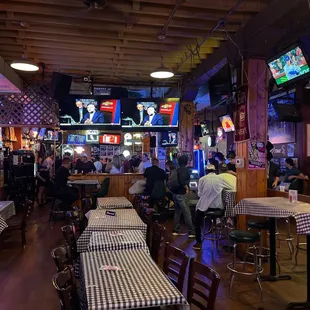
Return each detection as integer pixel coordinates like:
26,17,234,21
176,0,247,71
158,0,184,40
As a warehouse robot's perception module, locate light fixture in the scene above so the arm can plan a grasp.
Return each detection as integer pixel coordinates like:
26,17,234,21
74,146,85,154
150,66,174,79
305,81,310,89
123,150,131,157
207,135,216,147
10,59,39,72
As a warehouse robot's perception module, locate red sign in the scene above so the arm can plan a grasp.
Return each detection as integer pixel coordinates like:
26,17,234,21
100,100,116,112
99,134,121,145
159,102,176,114
234,85,250,143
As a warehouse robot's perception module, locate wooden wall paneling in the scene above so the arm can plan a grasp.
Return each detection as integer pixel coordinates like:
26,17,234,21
142,136,150,154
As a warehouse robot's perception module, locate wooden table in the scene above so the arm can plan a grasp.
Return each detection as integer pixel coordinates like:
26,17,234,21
235,197,310,309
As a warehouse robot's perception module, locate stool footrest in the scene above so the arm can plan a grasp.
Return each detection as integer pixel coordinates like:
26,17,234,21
227,261,263,276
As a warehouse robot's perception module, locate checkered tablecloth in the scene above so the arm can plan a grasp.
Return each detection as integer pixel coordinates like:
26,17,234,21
235,197,310,235
80,249,189,310
0,217,8,234
88,230,149,253
77,209,147,253
68,180,100,186
0,201,16,221
97,197,133,210
222,190,236,217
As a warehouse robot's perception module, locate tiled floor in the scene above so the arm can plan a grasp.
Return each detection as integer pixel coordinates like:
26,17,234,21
0,206,307,310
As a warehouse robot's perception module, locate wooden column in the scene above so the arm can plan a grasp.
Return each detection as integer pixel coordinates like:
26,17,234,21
236,59,268,230
142,135,150,154
179,101,195,161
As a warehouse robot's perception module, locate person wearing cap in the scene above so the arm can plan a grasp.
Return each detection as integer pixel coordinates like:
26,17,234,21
76,153,96,174
193,163,236,250
81,101,105,124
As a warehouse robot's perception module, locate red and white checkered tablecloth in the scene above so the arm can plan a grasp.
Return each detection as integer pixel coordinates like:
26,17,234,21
234,197,310,235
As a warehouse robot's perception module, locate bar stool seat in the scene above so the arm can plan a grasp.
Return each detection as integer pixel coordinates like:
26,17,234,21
205,208,225,219
247,220,270,230
229,230,260,243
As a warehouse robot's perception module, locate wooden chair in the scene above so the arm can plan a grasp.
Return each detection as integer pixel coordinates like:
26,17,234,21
51,245,73,272
188,261,221,310
52,267,80,310
163,244,192,293
91,178,110,209
61,225,78,260
5,199,34,248
151,223,166,265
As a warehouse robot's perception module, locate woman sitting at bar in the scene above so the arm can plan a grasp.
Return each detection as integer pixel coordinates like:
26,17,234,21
284,157,308,182
107,155,121,174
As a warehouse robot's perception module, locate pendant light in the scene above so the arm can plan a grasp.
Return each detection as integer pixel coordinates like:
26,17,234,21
150,51,174,79
10,50,39,72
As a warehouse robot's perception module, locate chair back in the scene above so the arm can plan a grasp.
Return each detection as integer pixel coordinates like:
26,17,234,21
51,245,73,272
97,178,110,197
188,261,220,310
81,198,92,217
23,200,34,225
151,223,166,264
61,225,76,244
52,267,79,310
163,244,192,293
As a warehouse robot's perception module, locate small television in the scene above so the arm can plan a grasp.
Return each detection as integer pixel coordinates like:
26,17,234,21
121,98,179,131
44,130,59,141
267,44,310,87
219,115,235,132
67,134,86,145
29,128,39,139
37,128,46,140
59,96,121,127
161,132,178,147
86,130,99,143
99,134,121,145
200,122,210,136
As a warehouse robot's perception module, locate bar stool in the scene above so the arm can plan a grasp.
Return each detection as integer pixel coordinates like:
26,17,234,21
227,230,263,301
204,208,226,250
275,218,294,260
295,235,306,266
246,220,281,274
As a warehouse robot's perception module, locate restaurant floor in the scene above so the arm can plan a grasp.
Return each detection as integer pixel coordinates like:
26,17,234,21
0,206,307,310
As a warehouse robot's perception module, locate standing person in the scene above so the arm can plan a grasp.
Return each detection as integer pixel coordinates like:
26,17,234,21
168,155,195,237
108,155,121,174
172,154,178,168
76,154,96,173
267,152,280,189
137,153,152,174
36,157,50,207
94,156,103,172
120,154,133,173
284,157,308,182
44,153,54,178
193,163,236,250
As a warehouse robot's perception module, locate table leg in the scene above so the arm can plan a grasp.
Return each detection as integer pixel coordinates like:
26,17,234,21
286,235,310,309
261,217,291,282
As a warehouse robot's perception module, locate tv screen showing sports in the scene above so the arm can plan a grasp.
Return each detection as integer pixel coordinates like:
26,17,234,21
99,134,121,145
67,134,86,145
121,98,179,131
59,97,121,126
44,130,59,141
161,132,178,147
219,115,235,132
268,45,310,86
37,128,46,140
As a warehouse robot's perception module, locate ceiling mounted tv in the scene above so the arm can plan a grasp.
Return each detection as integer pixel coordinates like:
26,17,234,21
44,130,59,141
267,44,310,87
219,115,235,132
121,98,179,131
67,134,86,145
59,96,121,127
161,132,178,147
99,134,121,145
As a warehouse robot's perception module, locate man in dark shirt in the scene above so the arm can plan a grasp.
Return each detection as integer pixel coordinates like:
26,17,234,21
227,151,236,174
144,158,166,196
54,158,79,210
170,155,195,237
76,154,96,174
284,157,307,183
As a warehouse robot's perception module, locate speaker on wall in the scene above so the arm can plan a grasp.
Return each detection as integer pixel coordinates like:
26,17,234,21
194,125,202,138
49,72,72,100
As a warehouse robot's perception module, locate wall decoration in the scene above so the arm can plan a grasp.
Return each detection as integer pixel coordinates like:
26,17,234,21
248,141,266,168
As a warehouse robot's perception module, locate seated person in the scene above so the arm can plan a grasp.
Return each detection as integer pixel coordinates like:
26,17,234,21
284,157,308,183
142,106,164,126
81,102,105,124
193,163,236,250
54,158,79,210
144,158,166,200
75,154,96,173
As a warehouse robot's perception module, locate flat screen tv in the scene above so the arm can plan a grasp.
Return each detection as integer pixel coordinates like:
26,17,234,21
99,134,121,145
67,134,86,145
44,130,59,141
121,98,179,131
37,128,46,140
161,132,178,147
267,44,310,87
219,115,235,132
59,96,121,127
200,123,210,136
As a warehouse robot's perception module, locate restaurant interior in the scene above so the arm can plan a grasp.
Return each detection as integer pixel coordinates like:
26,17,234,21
1,0,310,310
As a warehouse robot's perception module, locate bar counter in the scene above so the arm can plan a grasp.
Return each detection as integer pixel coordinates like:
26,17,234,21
69,173,144,201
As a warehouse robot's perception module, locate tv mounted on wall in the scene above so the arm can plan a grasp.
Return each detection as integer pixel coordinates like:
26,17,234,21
267,44,310,87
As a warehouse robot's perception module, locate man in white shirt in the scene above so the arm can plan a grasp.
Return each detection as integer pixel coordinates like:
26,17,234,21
193,163,236,250
137,153,152,174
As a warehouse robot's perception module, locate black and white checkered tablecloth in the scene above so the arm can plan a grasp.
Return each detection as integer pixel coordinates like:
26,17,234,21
77,209,147,253
0,201,16,221
0,217,8,234
222,190,236,217
97,197,133,210
88,230,149,253
235,197,310,235
80,249,189,310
